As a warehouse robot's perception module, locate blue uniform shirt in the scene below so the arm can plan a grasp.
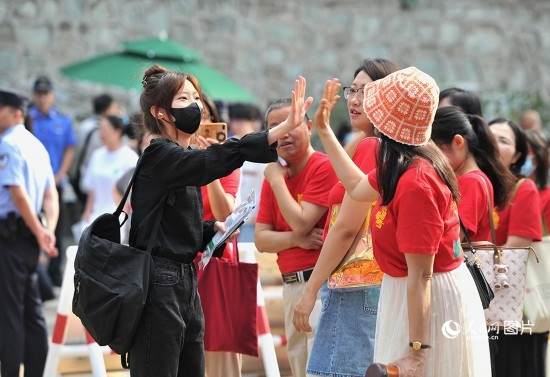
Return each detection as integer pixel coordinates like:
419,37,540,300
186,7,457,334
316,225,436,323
28,106,76,176
0,124,55,218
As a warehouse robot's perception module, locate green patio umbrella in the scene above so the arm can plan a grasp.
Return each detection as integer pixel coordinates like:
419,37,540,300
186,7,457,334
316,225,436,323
60,37,255,103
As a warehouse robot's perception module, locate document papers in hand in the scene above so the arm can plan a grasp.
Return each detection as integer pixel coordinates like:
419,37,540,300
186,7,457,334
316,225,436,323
199,190,256,269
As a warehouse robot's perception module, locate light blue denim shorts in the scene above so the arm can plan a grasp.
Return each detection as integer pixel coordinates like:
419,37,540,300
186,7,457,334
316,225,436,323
307,282,380,377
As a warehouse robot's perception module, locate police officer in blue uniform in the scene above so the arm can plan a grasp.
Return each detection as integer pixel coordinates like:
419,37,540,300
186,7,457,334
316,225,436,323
0,88,59,377
28,76,76,286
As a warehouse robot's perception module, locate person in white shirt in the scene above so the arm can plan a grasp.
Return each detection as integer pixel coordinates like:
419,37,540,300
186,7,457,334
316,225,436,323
77,115,138,241
228,103,265,241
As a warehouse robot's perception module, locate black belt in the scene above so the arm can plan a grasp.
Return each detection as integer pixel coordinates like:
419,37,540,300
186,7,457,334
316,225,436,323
282,268,314,284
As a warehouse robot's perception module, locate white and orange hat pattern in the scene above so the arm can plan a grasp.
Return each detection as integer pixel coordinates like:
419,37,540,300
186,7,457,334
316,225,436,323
363,66,439,146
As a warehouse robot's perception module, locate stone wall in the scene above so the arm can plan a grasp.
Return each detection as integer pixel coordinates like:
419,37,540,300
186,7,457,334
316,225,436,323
0,0,548,124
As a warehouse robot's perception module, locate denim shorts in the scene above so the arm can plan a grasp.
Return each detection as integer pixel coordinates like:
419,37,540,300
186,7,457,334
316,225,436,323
307,282,380,377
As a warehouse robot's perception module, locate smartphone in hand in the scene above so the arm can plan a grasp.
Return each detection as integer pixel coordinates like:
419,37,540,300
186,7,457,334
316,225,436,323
200,122,227,143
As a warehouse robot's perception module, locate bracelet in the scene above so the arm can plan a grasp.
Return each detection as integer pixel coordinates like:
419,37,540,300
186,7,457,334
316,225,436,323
409,341,432,351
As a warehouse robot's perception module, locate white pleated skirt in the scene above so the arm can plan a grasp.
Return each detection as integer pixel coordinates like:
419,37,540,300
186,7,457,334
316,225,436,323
374,262,492,377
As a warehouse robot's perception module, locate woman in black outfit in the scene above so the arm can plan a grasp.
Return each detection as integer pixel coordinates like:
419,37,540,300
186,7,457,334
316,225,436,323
127,65,312,377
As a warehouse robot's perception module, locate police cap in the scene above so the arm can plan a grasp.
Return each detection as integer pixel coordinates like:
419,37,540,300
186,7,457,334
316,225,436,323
0,88,29,111
33,76,53,92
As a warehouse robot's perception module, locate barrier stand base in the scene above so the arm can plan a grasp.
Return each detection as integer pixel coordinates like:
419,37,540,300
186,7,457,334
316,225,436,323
239,242,281,377
43,246,109,377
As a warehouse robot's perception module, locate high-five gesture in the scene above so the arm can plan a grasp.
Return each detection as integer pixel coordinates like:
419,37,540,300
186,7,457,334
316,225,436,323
267,76,313,144
314,78,379,203
314,78,341,131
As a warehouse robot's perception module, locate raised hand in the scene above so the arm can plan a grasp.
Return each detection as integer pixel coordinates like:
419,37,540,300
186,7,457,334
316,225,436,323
314,78,341,131
289,76,313,129
267,76,313,144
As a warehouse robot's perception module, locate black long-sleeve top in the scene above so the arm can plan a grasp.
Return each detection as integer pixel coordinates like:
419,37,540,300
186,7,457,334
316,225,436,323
129,131,277,263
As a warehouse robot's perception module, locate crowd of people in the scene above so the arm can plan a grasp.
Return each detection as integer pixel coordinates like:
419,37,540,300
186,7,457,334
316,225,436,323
0,60,548,377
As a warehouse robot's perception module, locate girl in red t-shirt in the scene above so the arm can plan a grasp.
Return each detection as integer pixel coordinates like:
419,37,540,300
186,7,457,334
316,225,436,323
293,58,399,377
524,129,550,230
312,70,491,376
488,120,545,377
431,107,515,242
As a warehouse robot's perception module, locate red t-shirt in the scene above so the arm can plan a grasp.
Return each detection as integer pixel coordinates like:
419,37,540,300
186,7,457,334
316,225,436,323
458,170,494,242
367,158,462,277
201,168,241,261
256,151,338,273
539,187,550,233
494,178,542,245
324,137,379,239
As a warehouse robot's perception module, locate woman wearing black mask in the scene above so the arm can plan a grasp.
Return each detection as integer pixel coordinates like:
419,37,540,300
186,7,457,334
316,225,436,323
129,64,312,376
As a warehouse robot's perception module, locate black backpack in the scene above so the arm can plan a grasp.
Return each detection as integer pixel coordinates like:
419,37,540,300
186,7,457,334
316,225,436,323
72,156,162,367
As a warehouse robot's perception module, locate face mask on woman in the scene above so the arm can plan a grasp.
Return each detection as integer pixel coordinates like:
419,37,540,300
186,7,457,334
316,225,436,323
520,154,536,177
171,102,203,134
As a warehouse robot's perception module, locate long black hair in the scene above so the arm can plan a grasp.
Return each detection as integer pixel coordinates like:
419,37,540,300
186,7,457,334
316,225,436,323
376,134,460,206
431,107,515,209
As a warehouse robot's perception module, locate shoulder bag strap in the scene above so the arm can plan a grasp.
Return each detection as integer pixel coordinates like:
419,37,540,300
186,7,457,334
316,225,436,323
111,156,164,253
113,156,142,219
460,218,477,256
473,174,501,263
510,178,526,205
480,176,527,265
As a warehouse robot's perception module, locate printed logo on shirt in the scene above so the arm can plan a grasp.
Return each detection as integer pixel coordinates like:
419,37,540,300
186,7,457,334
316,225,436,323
0,154,8,169
375,206,387,229
328,204,341,230
297,193,303,204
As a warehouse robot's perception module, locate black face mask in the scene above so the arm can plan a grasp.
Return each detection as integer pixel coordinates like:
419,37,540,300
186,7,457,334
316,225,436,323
171,102,202,134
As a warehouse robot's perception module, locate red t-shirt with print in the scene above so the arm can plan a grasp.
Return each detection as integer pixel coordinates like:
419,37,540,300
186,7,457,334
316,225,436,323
367,158,462,278
256,151,338,274
458,170,494,242
323,137,379,239
494,178,542,245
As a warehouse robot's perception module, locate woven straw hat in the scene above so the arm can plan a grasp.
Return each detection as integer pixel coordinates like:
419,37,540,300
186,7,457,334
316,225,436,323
363,66,439,146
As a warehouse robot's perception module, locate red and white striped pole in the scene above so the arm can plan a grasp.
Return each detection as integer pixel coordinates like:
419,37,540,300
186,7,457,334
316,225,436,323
43,246,108,377
239,242,281,377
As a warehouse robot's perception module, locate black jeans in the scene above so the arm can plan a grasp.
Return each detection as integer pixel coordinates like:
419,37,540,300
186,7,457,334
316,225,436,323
0,233,48,377
130,256,205,377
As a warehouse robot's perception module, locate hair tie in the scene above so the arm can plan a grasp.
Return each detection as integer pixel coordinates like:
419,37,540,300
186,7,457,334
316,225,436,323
141,77,148,88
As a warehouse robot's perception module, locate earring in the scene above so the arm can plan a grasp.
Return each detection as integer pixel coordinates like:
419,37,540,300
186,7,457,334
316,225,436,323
158,112,163,116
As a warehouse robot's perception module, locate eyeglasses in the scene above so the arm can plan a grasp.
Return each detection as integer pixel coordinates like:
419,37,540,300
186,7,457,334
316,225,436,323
343,87,365,100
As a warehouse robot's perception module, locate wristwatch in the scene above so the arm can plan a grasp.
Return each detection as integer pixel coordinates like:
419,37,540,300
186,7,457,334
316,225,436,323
409,341,432,351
